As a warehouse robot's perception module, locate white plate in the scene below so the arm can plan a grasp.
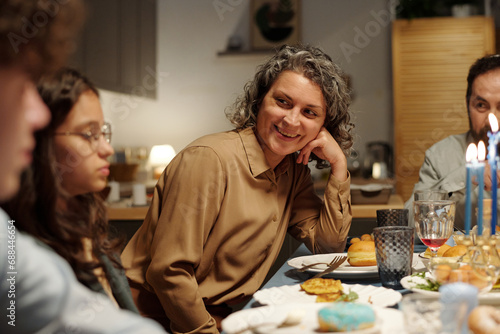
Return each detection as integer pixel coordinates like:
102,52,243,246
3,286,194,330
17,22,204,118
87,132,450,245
418,252,429,259
400,274,500,304
288,253,377,278
222,303,404,334
253,283,402,308
288,253,425,278
400,274,440,297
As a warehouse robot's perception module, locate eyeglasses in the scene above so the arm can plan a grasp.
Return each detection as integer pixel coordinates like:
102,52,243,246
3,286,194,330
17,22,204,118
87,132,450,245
54,122,112,151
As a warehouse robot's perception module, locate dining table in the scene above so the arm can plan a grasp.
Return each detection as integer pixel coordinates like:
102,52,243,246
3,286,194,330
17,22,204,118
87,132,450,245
221,242,428,334
246,242,427,303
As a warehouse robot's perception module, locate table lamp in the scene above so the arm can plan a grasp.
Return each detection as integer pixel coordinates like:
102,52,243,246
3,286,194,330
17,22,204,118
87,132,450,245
149,144,176,179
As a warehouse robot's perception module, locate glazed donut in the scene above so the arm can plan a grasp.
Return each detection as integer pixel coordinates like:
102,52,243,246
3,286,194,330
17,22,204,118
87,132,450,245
468,306,500,334
318,303,375,332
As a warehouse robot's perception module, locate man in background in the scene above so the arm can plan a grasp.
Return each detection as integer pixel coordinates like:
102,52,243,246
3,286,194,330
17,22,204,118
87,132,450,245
405,54,500,232
0,1,165,332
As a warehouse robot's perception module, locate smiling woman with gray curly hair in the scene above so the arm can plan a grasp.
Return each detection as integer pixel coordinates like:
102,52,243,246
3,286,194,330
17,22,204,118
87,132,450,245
122,43,353,333
227,44,354,163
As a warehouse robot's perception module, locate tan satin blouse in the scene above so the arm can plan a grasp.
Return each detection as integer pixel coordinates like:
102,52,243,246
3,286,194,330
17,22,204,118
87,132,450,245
121,127,352,333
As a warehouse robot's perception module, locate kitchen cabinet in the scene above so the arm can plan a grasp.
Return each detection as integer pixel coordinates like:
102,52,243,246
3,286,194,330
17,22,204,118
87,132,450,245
392,16,495,201
70,0,157,98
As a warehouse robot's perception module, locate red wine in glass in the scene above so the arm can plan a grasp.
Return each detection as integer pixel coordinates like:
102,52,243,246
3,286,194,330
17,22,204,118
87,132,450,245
414,200,456,258
420,238,448,248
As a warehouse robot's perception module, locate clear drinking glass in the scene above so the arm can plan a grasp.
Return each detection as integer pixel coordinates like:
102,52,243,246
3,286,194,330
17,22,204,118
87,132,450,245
414,200,456,257
373,226,415,289
400,294,443,334
414,189,449,201
400,289,469,334
376,209,409,227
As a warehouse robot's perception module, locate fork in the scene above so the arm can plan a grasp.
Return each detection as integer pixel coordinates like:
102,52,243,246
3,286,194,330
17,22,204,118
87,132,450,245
298,256,339,272
311,256,347,278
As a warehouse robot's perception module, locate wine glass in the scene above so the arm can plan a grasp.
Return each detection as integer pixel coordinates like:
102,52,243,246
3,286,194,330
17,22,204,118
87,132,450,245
413,200,456,257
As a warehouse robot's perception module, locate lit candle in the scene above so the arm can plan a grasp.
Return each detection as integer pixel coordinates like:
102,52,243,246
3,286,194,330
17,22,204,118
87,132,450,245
488,113,499,234
465,143,477,235
477,141,486,235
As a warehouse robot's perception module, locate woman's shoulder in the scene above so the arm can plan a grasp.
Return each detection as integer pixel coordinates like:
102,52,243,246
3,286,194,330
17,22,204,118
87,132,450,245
184,129,248,155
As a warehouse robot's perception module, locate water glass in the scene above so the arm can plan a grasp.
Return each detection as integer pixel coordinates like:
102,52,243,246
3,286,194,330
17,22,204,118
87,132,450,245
376,209,409,227
414,189,449,201
401,292,470,334
400,294,442,334
440,283,477,334
373,226,415,289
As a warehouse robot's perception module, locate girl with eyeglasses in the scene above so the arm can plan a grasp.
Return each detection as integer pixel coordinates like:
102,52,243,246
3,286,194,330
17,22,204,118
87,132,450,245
2,67,138,312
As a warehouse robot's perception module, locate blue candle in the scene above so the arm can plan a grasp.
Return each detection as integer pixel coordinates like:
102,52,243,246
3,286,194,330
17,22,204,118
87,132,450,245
477,141,486,235
465,143,476,235
488,113,499,234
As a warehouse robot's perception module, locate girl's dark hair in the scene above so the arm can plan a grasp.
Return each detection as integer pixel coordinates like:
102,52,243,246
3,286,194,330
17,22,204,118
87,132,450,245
226,44,354,167
2,67,123,287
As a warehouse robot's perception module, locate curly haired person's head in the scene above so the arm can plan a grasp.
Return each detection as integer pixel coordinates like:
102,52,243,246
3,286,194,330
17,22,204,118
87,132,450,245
0,0,84,78
226,44,353,165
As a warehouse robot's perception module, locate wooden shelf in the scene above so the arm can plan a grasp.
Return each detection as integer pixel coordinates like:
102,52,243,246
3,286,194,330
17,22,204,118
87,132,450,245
107,205,149,221
107,194,404,221
106,197,150,221
351,194,404,219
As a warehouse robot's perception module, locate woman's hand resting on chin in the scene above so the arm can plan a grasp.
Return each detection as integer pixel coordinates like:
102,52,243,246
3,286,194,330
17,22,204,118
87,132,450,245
296,127,348,182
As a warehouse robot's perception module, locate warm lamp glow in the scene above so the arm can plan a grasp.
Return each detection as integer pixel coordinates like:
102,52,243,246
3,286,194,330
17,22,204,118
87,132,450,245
372,162,381,179
478,141,486,161
489,113,499,133
149,145,176,179
466,143,477,162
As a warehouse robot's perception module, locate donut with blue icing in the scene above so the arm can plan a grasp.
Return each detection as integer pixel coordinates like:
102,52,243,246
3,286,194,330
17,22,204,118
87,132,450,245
317,303,375,332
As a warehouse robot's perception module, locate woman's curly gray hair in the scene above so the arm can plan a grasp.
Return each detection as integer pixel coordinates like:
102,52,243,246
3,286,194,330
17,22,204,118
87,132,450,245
226,44,354,167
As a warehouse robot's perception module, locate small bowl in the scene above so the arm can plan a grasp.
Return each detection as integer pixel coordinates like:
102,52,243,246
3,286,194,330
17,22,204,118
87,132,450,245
418,252,430,268
429,257,494,293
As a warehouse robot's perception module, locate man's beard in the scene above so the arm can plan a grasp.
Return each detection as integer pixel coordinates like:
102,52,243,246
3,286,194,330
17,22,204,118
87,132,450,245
469,111,491,144
471,124,490,145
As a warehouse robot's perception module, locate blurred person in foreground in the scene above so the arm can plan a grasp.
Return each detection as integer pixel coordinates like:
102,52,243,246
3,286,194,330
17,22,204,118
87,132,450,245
0,1,165,332
3,67,139,312
122,44,353,333
405,54,500,232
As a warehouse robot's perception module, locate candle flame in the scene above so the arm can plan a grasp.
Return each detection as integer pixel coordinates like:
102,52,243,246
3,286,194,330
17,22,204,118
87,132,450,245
489,113,499,132
466,143,477,162
478,141,486,161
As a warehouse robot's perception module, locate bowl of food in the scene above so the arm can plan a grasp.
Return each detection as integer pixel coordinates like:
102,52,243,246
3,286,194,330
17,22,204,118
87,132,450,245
429,257,494,293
